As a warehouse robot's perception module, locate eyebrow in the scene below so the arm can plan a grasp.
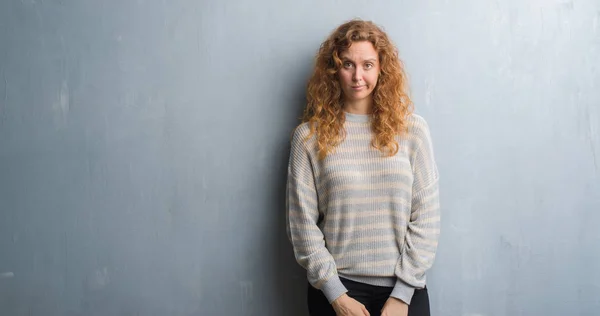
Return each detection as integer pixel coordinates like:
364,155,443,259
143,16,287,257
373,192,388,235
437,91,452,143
341,56,378,63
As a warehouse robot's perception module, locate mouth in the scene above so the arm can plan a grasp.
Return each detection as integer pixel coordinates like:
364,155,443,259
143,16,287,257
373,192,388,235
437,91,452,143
351,85,365,90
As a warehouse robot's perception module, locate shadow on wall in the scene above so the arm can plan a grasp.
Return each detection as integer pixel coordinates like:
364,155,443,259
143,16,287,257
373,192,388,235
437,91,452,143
269,60,313,316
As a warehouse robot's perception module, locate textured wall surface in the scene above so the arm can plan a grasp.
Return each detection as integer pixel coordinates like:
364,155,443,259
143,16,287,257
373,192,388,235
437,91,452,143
1,0,599,315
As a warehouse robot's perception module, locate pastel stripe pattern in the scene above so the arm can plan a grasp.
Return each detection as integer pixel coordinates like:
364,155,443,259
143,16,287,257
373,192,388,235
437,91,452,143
286,112,441,304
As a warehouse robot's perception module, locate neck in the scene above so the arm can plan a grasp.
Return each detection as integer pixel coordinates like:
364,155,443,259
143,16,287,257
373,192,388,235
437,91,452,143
343,98,373,115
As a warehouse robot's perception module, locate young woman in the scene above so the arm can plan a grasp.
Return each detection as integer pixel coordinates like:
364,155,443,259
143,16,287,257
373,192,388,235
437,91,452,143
286,19,440,316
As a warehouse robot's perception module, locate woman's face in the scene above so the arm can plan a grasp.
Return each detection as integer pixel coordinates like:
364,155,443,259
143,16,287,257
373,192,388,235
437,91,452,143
338,41,380,105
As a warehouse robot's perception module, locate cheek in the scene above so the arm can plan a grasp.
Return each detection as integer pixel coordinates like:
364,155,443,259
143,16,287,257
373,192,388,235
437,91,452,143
339,71,352,84
367,73,379,87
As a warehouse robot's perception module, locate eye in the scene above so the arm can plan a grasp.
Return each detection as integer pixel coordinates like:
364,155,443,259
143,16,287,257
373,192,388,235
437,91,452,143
365,63,374,69
343,61,353,69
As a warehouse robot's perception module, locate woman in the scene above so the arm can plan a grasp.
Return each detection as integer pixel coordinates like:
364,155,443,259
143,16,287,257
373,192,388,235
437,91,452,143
286,19,440,316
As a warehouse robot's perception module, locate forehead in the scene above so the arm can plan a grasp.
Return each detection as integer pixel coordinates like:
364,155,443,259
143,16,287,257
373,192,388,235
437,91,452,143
340,41,378,60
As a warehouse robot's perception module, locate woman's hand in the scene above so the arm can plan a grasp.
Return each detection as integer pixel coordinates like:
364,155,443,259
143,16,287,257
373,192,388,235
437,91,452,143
332,294,370,316
380,297,408,316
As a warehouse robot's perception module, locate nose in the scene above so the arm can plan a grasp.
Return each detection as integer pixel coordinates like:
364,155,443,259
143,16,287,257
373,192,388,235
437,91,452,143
352,68,362,82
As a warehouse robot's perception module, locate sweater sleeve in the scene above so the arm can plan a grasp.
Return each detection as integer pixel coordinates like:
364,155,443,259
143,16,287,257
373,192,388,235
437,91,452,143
285,126,347,303
390,118,441,304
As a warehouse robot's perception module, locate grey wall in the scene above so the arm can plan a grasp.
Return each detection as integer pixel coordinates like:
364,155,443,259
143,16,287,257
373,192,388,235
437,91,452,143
1,0,599,315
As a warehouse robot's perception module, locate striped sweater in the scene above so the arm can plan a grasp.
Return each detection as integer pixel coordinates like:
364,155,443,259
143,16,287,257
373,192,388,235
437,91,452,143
285,112,440,305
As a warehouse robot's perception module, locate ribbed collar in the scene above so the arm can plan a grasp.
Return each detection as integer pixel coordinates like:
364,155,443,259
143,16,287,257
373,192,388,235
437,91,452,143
344,111,371,123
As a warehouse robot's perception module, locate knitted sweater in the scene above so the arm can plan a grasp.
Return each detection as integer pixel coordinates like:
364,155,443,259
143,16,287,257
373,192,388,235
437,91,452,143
285,112,440,305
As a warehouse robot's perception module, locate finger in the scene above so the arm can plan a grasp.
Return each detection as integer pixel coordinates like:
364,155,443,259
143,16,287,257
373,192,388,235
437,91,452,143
380,306,387,316
361,305,370,316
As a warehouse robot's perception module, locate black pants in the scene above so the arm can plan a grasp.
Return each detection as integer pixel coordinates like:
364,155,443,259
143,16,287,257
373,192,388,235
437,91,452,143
307,278,430,316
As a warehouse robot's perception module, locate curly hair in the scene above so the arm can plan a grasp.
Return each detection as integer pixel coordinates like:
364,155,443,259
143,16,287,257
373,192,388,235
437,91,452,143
302,19,414,159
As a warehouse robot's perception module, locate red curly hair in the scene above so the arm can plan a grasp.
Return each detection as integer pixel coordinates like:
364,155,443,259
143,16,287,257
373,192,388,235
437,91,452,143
303,19,414,159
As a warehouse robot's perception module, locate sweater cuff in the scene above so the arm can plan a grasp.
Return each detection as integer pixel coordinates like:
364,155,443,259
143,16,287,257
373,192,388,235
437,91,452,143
390,279,415,305
321,276,348,304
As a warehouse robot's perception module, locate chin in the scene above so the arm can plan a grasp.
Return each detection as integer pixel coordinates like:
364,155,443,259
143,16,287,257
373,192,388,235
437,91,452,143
353,92,371,99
